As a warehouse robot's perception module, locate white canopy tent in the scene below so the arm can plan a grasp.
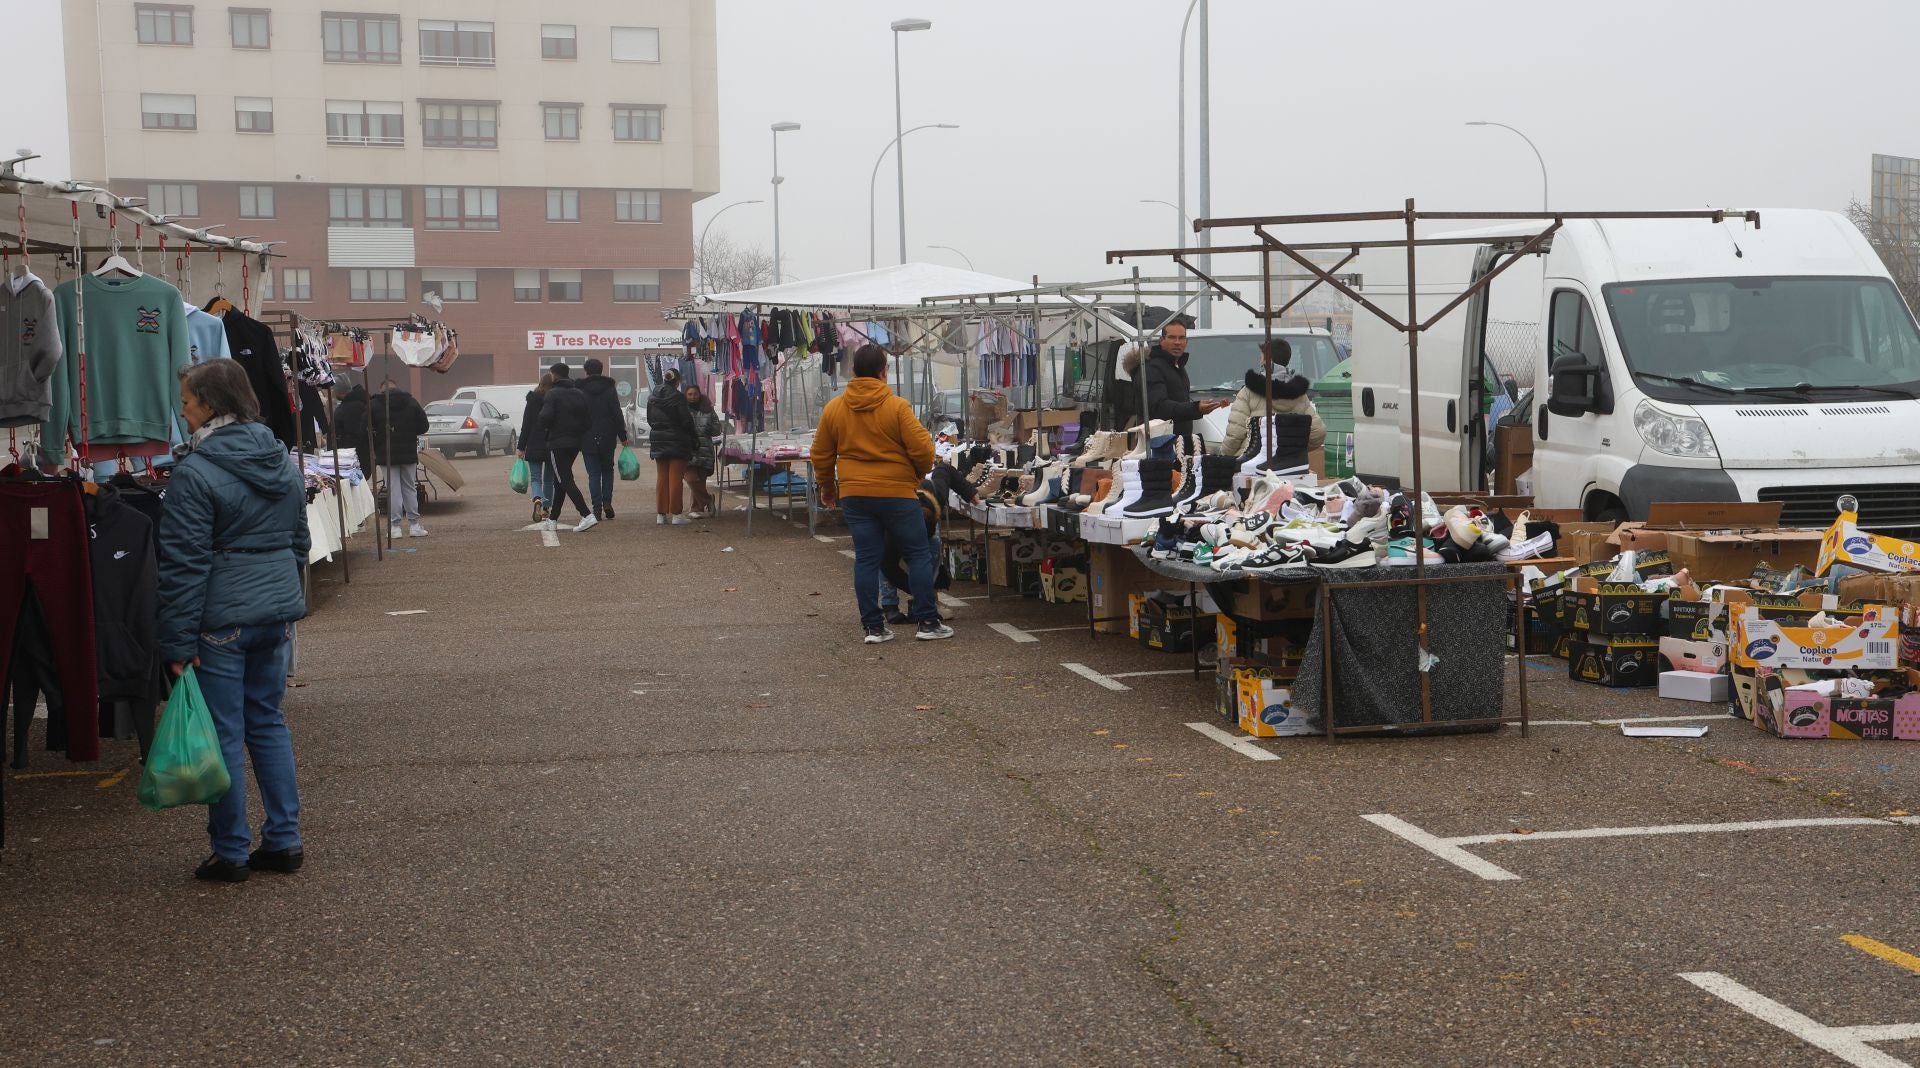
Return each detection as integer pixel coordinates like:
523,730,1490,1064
703,262,1068,312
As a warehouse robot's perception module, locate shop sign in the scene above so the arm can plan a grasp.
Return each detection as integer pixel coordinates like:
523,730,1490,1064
527,329,681,352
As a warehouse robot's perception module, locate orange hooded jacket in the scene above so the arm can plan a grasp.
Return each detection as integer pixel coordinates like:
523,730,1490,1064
809,377,935,500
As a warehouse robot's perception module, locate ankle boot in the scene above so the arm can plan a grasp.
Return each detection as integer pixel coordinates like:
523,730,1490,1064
1117,458,1179,518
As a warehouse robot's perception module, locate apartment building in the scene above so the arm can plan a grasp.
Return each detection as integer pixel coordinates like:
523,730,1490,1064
62,0,719,400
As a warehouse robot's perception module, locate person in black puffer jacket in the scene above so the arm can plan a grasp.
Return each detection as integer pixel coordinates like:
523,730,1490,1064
538,363,596,530
645,369,698,525
1141,321,1227,437
331,383,371,476
368,384,429,535
577,358,631,521
517,373,554,522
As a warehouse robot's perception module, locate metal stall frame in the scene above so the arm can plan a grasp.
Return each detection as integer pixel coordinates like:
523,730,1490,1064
1109,202,1762,736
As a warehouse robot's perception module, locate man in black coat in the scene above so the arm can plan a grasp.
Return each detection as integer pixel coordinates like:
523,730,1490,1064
517,380,553,523
369,384,430,536
331,384,371,476
576,358,631,521
1141,321,1227,437
537,363,596,531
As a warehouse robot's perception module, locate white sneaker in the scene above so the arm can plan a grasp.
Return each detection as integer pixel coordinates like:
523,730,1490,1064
389,524,404,539
409,523,429,538
542,519,557,533
656,514,667,525
575,514,600,533
670,515,691,525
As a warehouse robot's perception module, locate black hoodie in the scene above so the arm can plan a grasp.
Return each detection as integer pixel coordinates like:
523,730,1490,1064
1142,344,1202,435
368,387,429,465
577,374,630,455
541,378,592,451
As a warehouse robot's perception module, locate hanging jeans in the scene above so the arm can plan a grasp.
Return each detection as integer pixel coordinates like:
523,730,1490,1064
841,497,936,631
196,622,301,864
583,450,616,513
548,447,591,520
655,458,687,516
0,482,99,761
383,465,420,524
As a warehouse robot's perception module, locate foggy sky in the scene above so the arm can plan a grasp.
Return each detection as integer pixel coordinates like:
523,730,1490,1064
11,0,1917,302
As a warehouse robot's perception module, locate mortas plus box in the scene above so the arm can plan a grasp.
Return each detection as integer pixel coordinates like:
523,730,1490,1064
1756,690,1920,741
1568,633,1660,687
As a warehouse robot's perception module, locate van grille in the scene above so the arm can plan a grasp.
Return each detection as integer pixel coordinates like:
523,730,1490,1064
1732,408,1806,418
1758,484,1920,536
1818,405,1892,416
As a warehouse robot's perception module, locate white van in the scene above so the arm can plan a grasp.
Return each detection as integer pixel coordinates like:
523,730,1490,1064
1350,209,1920,534
450,383,539,446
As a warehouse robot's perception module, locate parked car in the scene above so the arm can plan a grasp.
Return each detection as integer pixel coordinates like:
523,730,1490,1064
450,383,539,449
424,399,514,457
626,386,652,445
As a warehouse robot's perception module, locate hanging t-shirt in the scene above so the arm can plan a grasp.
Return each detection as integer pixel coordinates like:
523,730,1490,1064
48,273,191,447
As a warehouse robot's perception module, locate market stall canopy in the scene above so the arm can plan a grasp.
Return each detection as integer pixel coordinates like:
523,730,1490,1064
703,262,1070,311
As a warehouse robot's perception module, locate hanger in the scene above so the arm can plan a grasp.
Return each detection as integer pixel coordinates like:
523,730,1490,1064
91,211,141,279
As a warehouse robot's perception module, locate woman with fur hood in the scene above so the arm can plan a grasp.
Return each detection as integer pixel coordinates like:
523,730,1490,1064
1221,338,1325,457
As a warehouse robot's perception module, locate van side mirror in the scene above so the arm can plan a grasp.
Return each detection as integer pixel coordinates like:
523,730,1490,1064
1546,353,1599,418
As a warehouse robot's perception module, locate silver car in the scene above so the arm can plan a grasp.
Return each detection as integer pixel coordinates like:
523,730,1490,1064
425,399,514,457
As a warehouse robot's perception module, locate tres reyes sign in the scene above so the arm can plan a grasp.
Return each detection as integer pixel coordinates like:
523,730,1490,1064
526,330,681,351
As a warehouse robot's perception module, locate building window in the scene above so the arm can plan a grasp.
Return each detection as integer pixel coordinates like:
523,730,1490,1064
328,186,406,227
322,13,400,63
282,268,312,301
326,100,403,146
424,186,498,230
614,270,661,304
514,269,541,302
611,105,663,143
615,190,662,223
136,4,193,44
422,101,499,149
235,96,274,133
542,104,580,142
540,23,576,59
546,189,580,222
349,268,406,302
610,26,659,63
230,8,269,48
146,183,199,218
419,19,493,66
141,93,197,130
238,185,275,219
420,268,478,303
547,269,582,303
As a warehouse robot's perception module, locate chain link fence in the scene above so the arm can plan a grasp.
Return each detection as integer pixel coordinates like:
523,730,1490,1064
1485,319,1539,387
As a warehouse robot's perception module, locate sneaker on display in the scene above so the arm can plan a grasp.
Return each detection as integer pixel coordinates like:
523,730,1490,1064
1243,543,1310,574
916,620,956,641
1310,539,1378,568
864,626,897,644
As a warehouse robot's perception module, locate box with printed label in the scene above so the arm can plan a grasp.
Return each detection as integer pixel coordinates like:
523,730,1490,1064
1665,597,1724,640
1237,670,1321,737
1568,633,1661,687
1755,690,1920,741
1818,516,1920,576
1732,609,1899,671
1658,636,1728,674
1139,599,1203,653
1568,584,1668,636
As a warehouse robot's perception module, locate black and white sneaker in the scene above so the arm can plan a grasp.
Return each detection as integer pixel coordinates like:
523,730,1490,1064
864,626,896,644
916,620,956,641
1310,539,1379,568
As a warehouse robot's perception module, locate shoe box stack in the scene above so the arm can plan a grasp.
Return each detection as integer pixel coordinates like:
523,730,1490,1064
1551,552,1677,688
1039,557,1087,604
1211,596,1319,738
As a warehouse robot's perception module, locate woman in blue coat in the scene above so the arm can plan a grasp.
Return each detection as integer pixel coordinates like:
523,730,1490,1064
159,359,311,883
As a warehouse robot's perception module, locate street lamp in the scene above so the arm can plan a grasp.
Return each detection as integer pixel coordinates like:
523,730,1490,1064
927,244,974,271
891,17,933,265
770,122,801,285
696,199,764,295
869,123,959,269
1467,121,1549,213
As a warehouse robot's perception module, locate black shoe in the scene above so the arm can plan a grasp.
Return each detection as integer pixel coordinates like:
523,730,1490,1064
603,504,616,520
916,620,956,641
248,846,304,874
194,855,250,883
886,610,912,625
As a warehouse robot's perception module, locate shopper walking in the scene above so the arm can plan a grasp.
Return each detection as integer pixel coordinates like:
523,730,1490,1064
578,358,630,520
517,373,555,524
158,359,309,883
684,383,723,518
1143,320,1228,437
810,344,952,643
539,363,596,533
368,379,430,538
647,368,698,525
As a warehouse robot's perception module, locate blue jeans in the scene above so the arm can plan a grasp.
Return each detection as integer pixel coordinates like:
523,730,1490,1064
196,623,302,863
527,452,553,506
842,496,937,630
584,451,616,510
882,534,942,611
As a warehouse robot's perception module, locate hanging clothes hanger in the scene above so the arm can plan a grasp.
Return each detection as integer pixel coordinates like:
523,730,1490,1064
203,248,235,315
91,209,141,278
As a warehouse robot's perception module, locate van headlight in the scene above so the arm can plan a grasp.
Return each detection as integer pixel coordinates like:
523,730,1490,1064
1634,400,1719,459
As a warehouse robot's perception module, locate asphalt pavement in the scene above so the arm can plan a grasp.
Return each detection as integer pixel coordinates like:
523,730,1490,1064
3,458,1918,1066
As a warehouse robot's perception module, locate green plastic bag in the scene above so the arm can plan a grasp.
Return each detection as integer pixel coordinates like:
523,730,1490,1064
138,667,231,811
509,457,530,494
617,445,641,481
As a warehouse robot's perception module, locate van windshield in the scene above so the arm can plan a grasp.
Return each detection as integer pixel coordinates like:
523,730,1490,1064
1182,334,1343,392
1605,277,1920,401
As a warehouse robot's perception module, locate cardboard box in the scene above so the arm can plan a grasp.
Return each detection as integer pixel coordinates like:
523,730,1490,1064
1817,516,1920,576
1659,636,1728,674
1557,523,1623,565
1836,572,1920,606
1568,583,1668,635
1226,578,1318,621
1757,690,1920,741
1568,633,1661,687
948,543,986,584
1014,408,1080,435
1139,597,1203,653
1089,542,1158,632
1235,667,1321,737
1040,563,1087,604
1665,597,1723,641
1667,528,1826,581
1660,670,1729,703
1130,593,1148,640
1728,664,1816,721
1732,608,1899,671
1610,523,1671,553
987,536,1016,587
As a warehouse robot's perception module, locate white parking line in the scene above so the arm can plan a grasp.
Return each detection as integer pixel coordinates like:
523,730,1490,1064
814,535,840,543
1365,812,1916,882
990,622,1038,644
1680,971,1920,1068
385,610,429,617
839,549,856,559
1515,714,1733,728
1062,662,1130,691
1186,722,1281,761
1110,668,1199,679
541,526,560,548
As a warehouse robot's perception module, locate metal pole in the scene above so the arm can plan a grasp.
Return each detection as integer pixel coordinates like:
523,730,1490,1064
771,130,783,285
894,32,908,265
1469,122,1549,212
1405,197,1434,721
1178,0,1199,322
1197,0,1212,328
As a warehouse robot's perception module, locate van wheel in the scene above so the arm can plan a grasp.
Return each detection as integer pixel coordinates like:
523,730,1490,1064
1586,493,1628,523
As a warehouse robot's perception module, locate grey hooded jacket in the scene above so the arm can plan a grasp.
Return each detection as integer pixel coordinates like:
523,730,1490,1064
0,274,62,427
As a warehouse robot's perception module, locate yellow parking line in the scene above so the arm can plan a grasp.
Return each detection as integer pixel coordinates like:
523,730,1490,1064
1841,934,1920,975
10,770,98,780
96,768,131,789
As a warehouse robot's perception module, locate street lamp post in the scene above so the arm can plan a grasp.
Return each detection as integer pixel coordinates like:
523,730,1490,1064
770,122,800,285
869,123,958,269
696,199,764,295
1176,0,1212,327
1467,121,1549,213
891,18,933,265
927,244,974,271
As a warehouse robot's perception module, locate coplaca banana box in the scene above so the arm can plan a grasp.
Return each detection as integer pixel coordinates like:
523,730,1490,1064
1236,669,1321,737
1732,608,1899,671
1817,516,1920,576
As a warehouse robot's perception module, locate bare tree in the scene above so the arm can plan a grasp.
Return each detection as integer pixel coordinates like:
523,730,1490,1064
695,232,778,294
1847,196,1920,310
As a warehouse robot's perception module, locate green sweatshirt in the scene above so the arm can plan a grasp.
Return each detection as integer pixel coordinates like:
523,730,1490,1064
47,273,191,449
